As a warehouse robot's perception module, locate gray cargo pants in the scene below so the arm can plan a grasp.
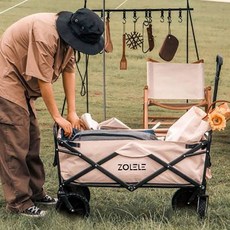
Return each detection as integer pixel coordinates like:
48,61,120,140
0,97,45,212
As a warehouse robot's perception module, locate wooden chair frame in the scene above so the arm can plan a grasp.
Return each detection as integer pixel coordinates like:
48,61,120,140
143,59,212,133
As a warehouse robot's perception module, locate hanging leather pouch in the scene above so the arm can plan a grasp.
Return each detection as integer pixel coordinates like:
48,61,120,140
159,34,179,61
147,24,154,51
159,13,179,62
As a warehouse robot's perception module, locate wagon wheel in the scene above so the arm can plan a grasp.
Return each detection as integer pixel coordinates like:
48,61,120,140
172,187,198,210
65,184,91,202
56,192,90,217
197,195,209,219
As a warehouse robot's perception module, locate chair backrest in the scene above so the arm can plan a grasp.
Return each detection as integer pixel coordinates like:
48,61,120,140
147,60,205,100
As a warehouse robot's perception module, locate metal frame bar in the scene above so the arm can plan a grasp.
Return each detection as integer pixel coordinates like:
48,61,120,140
93,7,193,13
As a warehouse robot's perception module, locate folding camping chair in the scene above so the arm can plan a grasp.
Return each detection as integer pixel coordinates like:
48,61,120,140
143,58,212,134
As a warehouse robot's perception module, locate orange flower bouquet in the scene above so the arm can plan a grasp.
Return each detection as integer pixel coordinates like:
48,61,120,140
205,101,230,180
165,101,230,143
207,101,230,131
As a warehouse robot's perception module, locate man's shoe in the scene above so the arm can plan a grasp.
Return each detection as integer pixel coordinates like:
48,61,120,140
21,205,46,217
34,194,58,205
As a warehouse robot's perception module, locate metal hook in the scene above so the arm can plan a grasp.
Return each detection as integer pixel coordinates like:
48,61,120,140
122,11,126,24
106,11,110,20
167,9,172,24
148,11,152,23
167,10,172,34
132,11,139,32
133,11,138,23
100,10,103,19
178,9,183,23
143,10,150,26
84,0,87,8
160,9,164,23
122,11,126,34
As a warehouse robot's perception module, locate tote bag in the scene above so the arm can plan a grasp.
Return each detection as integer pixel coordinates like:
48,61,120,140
165,106,211,143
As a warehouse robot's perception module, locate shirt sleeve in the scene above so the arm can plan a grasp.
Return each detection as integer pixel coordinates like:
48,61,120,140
25,20,58,83
62,48,76,73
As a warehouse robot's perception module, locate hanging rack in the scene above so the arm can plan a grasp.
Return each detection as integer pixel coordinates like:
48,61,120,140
92,7,193,13
80,1,198,120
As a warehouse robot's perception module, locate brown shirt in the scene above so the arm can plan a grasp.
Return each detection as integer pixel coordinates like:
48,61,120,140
0,13,76,113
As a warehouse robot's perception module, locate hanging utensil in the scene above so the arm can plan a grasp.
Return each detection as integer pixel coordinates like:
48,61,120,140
104,15,113,53
120,33,127,70
126,11,143,50
147,24,154,51
159,10,179,62
120,14,127,70
142,11,154,53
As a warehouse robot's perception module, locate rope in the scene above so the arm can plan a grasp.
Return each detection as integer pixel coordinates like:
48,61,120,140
0,0,29,15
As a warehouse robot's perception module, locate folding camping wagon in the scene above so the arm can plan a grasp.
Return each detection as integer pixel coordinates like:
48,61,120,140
54,127,211,218
53,56,223,219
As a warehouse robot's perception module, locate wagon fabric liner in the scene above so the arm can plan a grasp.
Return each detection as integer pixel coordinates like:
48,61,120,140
58,129,207,187
54,127,210,218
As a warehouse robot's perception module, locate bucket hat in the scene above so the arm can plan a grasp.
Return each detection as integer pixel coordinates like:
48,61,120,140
56,8,104,55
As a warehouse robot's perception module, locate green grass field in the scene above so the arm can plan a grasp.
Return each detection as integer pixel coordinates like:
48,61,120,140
0,0,230,229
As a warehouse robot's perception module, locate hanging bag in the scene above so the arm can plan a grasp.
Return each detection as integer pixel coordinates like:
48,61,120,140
159,34,179,61
159,11,179,62
165,106,210,143
165,100,230,143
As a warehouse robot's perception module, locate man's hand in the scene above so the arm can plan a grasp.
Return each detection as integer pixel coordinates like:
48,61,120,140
67,112,81,130
55,116,73,138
